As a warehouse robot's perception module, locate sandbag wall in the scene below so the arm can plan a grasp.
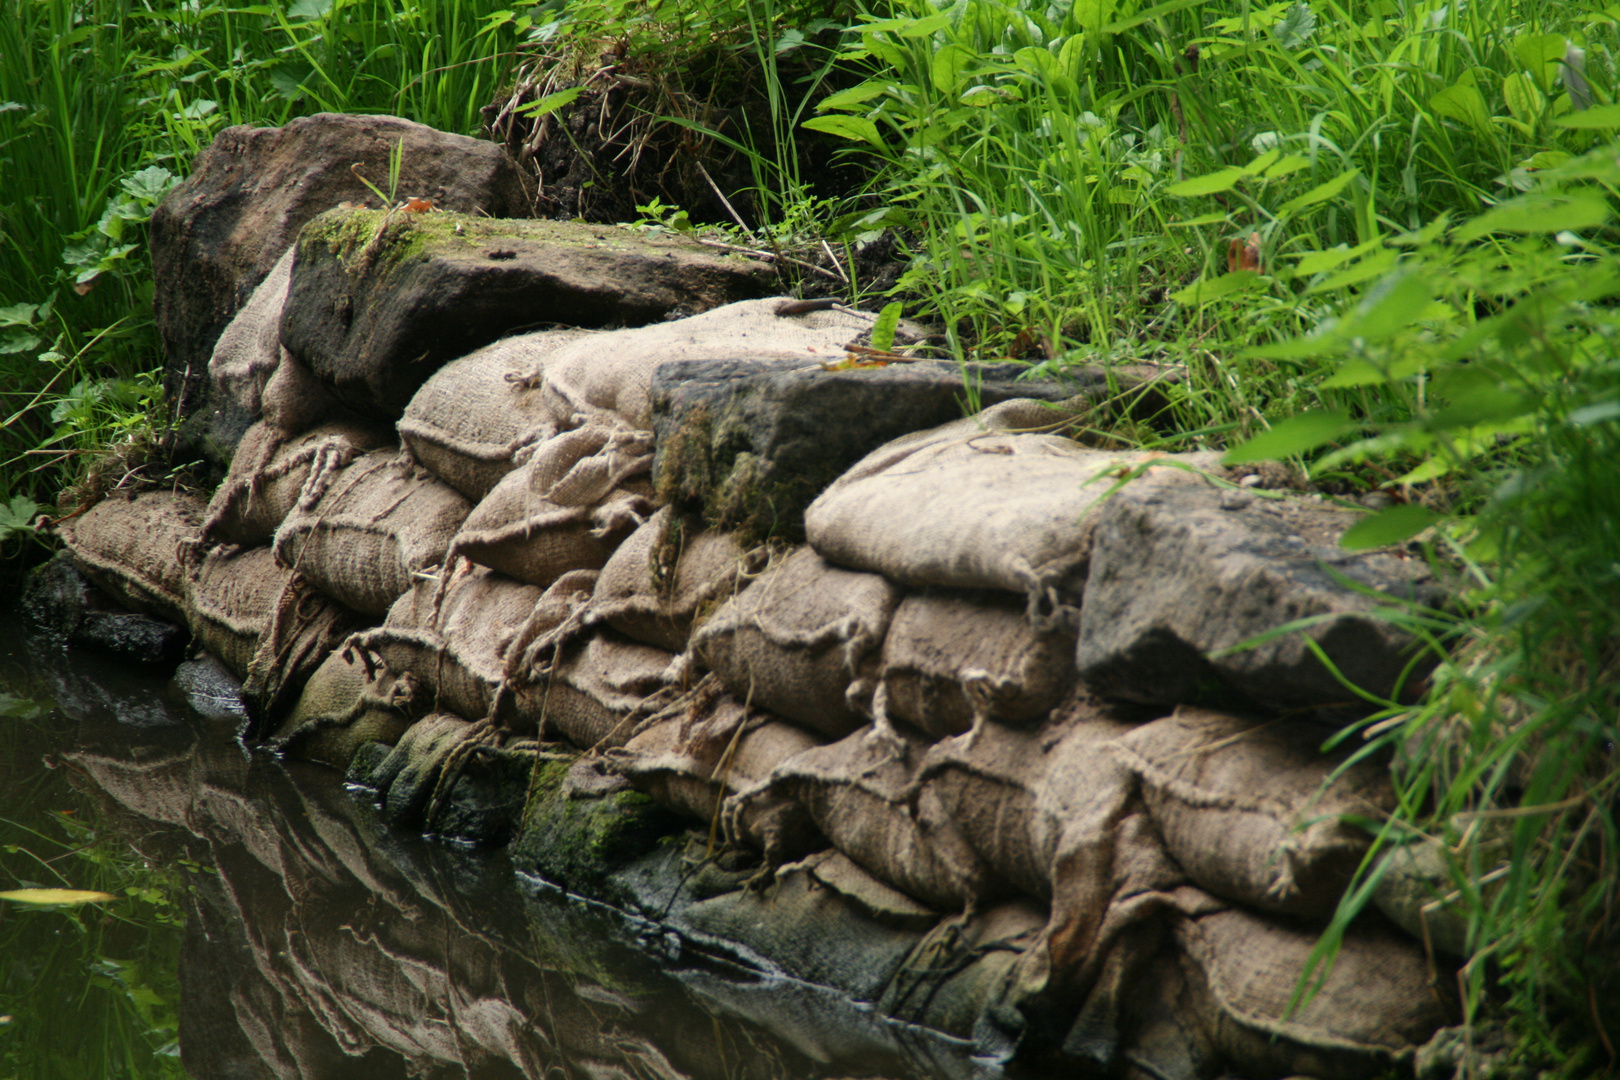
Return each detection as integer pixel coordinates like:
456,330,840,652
56,278,1457,1077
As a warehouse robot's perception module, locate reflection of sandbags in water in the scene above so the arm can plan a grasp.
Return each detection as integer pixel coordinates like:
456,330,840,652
57,489,206,623
397,328,588,501
876,588,1078,741
805,399,1211,620
588,506,761,652
605,674,822,862
880,899,1048,1040
202,420,391,547
269,645,417,770
519,631,675,750
734,724,997,911
692,545,900,739
272,448,471,616
184,545,363,723
1174,907,1451,1080
450,423,656,587
680,851,932,1001
1110,707,1392,919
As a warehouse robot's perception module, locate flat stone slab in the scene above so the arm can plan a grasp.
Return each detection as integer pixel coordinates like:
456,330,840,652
651,356,1175,540
280,209,778,420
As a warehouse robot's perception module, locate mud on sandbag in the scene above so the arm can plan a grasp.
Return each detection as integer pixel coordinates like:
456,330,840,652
272,447,471,617
729,723,998,912
514,630,675,750
805,397,1223,623
57,489,207,624
691,545,900,739
448,423,656,588
1110,706,1393,919
269,645,418,771
1173,906,1452,1080
876,588,1078,742
397,328,590,502
537,298,875,430
183,544,363,726
604,674,822,863
202,420,392,547
587,506,763,653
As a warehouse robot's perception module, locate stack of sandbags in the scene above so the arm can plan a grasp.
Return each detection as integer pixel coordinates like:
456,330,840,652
269,645,418,770
201,420,390,547
57,489,207,623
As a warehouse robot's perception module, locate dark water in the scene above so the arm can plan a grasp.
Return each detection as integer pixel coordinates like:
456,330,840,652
0,614,998,1080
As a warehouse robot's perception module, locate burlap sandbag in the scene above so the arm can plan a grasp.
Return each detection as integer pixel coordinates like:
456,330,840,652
1175,907,1450,1080
202,420,392,547
183,545,362,724
879,900,1048,1039
876,588,1078,741
538,298,876,429
730,724,997,911
269,645,417,770
58,489,206,623
261,347,346,434
397,329,589,501
804,398,1222,622
515,631,674,750
587,507,760,652
1110,707,1392,919
1372,835,1493,959
604,674,822,862
273,448,471,616
691,545,900,738
347,563,583,726
449,424,656,587
208,245,293,424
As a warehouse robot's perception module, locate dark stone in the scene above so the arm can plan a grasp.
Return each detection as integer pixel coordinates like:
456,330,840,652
171,655,249,721
651,357,1177,541
22,552,188,666
1075,471,1447,715
279,208,777,421
430,745,531,847
151,112,534,438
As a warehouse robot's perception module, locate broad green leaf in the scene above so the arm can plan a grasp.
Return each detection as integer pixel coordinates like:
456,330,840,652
1294,240,1379,276
1429,83,1491,135
801,115,882,145
1223,410,1355,464
1167,167,1244,197
1171,212,1232,227
287,0,333,19
516,86,582,119
1171,270,1262,305
894,12,952,37
1554,103,1620,128
1100,0,1201,35
1277,170,1357,215
1453,191,1610,242
1339,504,1439,549
1270,2,1317,48
120,165,175,203
1262,154,1312,180
870,302,904,351
817,81,891,112
1243,147,1282,176
0,888,118,906
931,44,975,93
0,302,38,327
1312,248,1398,292
1342,271,1431,342
1513,33,1567,91
1502,72,1544,122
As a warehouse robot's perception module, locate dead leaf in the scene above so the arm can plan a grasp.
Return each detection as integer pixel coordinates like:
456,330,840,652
1227,231,1263,274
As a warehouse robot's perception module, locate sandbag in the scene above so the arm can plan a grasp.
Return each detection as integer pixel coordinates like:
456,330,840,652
587,507,760,652
604,675,822,862
879,900,1048,1040
272,448,471,616
876,588,1078,741
518,631,674,750
397,329,589,501
1372,836,1491,959
57,489,206,623
269,645,417,770
804,398,1221,621
691,546,900,739
449,424,656,587
538,298,876,429
183,545,362,723
731,724,997,912
202,420,392,547
207,245,294,425
1175,907,1450,1080
1110,707,1392,919
347,563,586,727
261,348,346,434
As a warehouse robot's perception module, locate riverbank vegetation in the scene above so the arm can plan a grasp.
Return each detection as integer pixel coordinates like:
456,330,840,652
3,0,1617,1069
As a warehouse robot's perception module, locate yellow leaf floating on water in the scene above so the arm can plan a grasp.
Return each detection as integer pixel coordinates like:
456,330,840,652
0,888,117,906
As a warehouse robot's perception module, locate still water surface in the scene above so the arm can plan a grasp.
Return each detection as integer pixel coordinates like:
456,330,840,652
0,611,998,1080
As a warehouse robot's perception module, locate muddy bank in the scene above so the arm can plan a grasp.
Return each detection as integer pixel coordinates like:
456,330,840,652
41,112,1468,1080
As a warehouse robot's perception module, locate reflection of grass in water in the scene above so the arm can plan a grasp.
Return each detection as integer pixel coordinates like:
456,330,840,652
0,714,191,1079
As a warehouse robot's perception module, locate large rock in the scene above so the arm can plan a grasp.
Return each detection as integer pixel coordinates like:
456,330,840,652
279,208,777,420
1074,469,1445,714
652,357,1165,540
152,113,533,434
